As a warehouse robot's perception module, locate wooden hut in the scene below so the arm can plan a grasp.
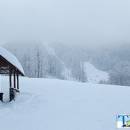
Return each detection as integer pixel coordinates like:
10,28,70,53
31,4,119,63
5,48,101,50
0,47,24,102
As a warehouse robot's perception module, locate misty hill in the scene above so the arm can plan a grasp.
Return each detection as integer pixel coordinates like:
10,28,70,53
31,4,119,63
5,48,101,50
3,42,130,86
3,42,109,84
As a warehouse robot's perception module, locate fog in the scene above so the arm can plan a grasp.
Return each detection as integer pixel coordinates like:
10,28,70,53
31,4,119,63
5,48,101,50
0,0,130,46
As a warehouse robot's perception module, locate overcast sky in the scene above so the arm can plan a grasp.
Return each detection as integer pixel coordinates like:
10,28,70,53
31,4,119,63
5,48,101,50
0,0,130,46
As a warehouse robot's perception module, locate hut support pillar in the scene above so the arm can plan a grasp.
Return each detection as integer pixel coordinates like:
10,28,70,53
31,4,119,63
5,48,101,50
16,73,19,90
9,69,12,88
9,69,15,102
14,71,16,89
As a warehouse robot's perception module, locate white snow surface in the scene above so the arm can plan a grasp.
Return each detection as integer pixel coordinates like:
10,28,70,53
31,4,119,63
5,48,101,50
0,47,24,75
84,62,109,83
0,77,129,130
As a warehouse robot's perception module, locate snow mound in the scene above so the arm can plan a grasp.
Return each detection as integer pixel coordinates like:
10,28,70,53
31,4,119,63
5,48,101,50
84,62,109,83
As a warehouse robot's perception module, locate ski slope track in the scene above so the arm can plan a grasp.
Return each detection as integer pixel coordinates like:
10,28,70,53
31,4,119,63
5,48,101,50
0,77,129,130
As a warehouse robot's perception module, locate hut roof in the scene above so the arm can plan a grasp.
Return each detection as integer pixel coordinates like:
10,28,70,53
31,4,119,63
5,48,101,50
0,47,24,75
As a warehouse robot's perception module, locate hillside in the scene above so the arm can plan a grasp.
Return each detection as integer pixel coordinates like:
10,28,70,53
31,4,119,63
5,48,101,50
0,77,129,130
3,42,130,86
3,43,109,83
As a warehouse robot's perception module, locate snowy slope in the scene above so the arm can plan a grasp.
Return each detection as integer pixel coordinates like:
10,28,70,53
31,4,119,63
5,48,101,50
84,62,109,83
0,77,129,130
43,44,109,82
44,43,73,80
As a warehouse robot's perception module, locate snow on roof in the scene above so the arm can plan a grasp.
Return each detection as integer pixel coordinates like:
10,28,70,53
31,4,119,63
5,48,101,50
0,47,24,75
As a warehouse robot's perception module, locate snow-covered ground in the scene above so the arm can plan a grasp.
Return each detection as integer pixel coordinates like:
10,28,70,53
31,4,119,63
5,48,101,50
0,77,129,130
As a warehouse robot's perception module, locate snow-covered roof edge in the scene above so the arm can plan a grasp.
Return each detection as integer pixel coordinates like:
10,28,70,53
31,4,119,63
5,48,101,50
0,47,25,75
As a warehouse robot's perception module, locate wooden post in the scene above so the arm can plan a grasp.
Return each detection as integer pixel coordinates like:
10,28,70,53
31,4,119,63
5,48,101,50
14,71,16,89
9,68,12,88
17,72,19,90
9,68,14,102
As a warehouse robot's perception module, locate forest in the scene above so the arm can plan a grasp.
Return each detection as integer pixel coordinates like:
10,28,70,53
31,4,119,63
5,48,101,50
3,42,130,86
